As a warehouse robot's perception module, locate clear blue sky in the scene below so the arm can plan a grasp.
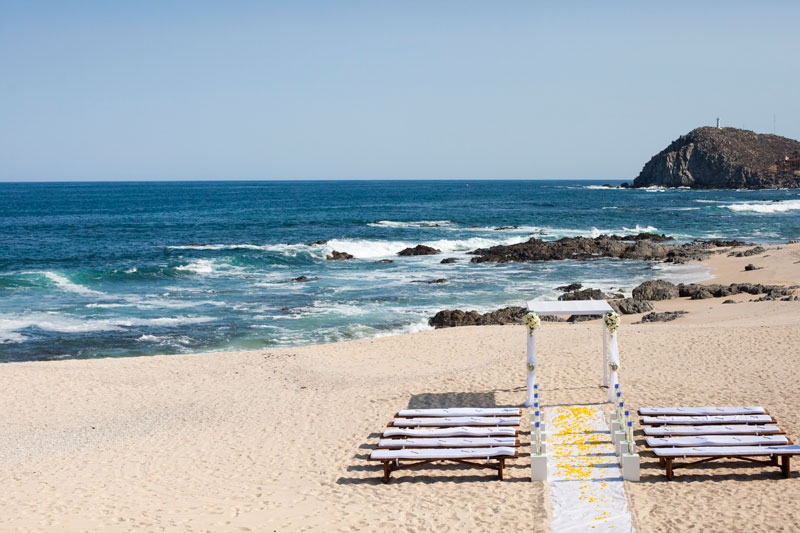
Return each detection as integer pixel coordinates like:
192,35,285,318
1,1,798,181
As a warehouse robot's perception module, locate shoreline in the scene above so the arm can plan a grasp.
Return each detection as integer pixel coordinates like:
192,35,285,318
0,243,799,531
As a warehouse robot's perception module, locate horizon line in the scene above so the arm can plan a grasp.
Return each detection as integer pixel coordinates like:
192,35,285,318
0,177,627,184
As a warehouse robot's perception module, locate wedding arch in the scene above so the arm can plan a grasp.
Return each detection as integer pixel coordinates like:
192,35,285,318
523,300,621,405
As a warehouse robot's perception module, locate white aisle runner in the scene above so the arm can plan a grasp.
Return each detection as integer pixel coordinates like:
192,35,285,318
546,405,635,532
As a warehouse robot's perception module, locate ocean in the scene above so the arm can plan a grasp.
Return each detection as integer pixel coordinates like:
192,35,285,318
1,180,798,362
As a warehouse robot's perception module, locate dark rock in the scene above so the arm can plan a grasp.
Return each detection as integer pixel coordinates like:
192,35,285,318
754,290,789,302
567,314,602,322
744,263,762,271
640,311,688,323
326,250,354,260
440,258,457,264
559,288,608,301
291,275,319,282
632,126,800,189
632,280,679,301
494,226,519,231
556,283,583,292
729,246,766,257
428,306,526,328
398,245,441,256
691,288,714,300
678,282,794,299
541,315,566,322
620,182,630,188
413,278,448,284
608,298,654,315
307,240,328,246
375,259,394,264
722,299,738,304
467,234,734,265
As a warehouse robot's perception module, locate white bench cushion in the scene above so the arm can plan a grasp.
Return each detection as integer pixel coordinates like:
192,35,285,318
384,427,517,438
371,446,516,460
639,406,765,416
644,425,781,436
398,407,520,417
646,435,788,447
642,414,772,425
654,445,800,457
392,416,520,427
378,437,516,448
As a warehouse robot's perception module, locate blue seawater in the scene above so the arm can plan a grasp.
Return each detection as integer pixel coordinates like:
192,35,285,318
1,180,798,362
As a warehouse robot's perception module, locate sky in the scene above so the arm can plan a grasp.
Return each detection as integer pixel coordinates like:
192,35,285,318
1,1,799,181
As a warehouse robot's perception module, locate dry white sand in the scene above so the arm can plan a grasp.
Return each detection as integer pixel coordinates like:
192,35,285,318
1,244,799,531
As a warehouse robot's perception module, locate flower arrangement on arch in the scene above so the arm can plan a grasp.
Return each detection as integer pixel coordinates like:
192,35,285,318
524,311,541,336
604,311,621,334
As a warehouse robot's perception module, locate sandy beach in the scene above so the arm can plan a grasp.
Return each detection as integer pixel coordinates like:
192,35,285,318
2,244,799,532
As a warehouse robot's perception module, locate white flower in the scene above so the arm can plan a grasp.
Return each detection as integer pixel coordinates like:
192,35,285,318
524,311,541,336
604,311,621,334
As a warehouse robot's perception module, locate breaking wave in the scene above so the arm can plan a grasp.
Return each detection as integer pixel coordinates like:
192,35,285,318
722,199,800,213
0,313,216,343
367,220,454,228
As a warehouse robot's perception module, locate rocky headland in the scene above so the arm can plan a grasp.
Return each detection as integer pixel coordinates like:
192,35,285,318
469,233,747,264
632,127,800,189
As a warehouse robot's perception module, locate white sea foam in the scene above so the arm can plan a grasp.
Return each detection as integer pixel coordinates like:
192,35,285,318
41,272,105,296
166,243,274,250
722,199,800,213
367,220,454,228
323,235,530,259
174,259,252,276
0,312,216,343
175,259,218,274
87,297,226,310
584,185,620,190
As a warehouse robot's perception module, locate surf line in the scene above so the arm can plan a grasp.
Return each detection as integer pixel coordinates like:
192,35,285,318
545,404,635,532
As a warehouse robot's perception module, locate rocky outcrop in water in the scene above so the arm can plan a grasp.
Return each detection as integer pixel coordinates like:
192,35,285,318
326,251,354,260
291,275,318,282
632,127,800,189
440,258,457,264
398,245,441,256
469,234,744,264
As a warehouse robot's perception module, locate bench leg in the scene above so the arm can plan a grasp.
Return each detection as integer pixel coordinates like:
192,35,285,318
781,456,791,478
383,461,391,483
666,458,674,481
659,457,665,467
498,459,505,481
770,455,779,466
